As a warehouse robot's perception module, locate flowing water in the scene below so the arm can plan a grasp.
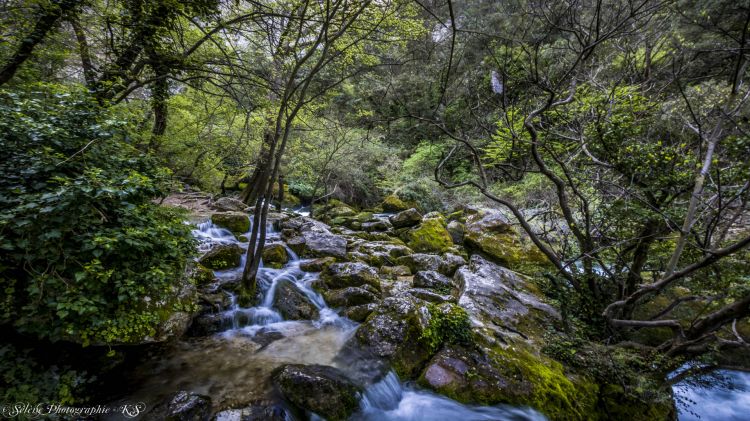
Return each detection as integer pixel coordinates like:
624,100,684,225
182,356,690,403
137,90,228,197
672,368,750,421
107,216,748,420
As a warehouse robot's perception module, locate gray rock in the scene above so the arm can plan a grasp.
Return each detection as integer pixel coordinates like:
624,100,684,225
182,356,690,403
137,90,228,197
273,281,320,320
389,208,423,228
322,262,381,291
362,220,392,232
211,401,291,421
273,364,361,421
454,255,559,343
395,253,443,272
446,220,465,244
165,391,211,421
300,231,348,258
323,287,378,308
408,288,456,304
413,271,453,292
212,196,248,212
438,253,466,277
299,256,336,272
188,313,229,336
344,303,377,322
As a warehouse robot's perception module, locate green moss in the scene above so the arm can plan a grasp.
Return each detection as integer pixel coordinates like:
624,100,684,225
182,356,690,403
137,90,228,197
406,219,453,253
600,384,675,421
382,194,408,212
488,345,599,420
211,212,250,234
192,264,215,286
262,243,289,269
420,303,473,352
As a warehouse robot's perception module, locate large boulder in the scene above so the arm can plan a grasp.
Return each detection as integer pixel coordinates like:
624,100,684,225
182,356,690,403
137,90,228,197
439,253,466,277
273,281,320,320
273,364,361,421
381,195,409,212
446,220,465,244
463,208,546,270
354,295,433,377
198,243,243,270
295,231,348,259
344,303,377,322
395,253,443,273
262,243,289,268
212,196,248,212
389,208,423,228
362,220,391,232
299,256,336,272
404,218,453,253
454,255,559,344
211,211,250,234
321,262,381,291
323,287,378,308
413,270,454,294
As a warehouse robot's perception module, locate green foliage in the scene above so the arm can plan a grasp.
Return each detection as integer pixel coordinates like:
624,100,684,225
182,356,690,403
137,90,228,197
0,86,195,345
420,303,473,352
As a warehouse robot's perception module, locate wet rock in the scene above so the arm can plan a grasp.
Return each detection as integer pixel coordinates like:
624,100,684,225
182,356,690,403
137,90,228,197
273,364,361,421
439,253,466,277
344,303,377,322
396,253,443,273
188,313,228,336
355,295,433,377
446,220,465,244
389,208,423,228
198,291,232,312
404,218,453,253
165,391,211,421
362,220,391,232
193,264,216,286
300,231,348,259
212,196,248,212
299,256,336,272
261,243,289,268
408,288,456,303
156,311,193,341
198,244,243,270
273,281,319,320
321,262,381,291
211,212,250,234
381,195,408,212
454,255,559,343
212,401,292,421
251,328,285,349
413,271,453,293
323,287,378,308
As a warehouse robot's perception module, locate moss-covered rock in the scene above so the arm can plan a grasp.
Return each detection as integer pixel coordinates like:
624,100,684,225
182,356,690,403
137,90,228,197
382,195,409,212
211,211,250,234
192,264,216,286
299,256,337,272
273,281,319,320
262,243,289,269
321,262,381,291
405,218,454,253
273,364,361,421
389,208,423,228
323,287,378,308
198,243,243,270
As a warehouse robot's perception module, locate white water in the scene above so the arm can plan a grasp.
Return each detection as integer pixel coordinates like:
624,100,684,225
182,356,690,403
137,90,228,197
672,368,750,420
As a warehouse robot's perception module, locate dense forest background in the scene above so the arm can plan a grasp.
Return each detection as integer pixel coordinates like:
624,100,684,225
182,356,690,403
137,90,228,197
0,0,749,417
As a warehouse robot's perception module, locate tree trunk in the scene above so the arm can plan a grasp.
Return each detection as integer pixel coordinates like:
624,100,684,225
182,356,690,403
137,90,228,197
68,16,95,88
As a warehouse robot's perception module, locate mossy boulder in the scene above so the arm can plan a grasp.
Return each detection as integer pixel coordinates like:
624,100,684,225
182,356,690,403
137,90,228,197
354,294,434,378
192,264,216,286
413,270,454,294
273,364,361,421
446,220,465,244
273,281,319,320
198,243,243,270
381,194,408,212
211,211,250,234
404,218,453,253
323,287,378,308
389,208,423,228
262,243,289,269
395,253,443,273
321,262,381,291
344,303,377,322
299,256,336,272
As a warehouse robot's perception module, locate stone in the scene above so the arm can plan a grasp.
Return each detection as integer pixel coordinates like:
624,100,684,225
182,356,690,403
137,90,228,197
188,313,229,336
198,243,243,270
395,253,443,273
413,270,453,293
454,255,559,343
438,253,466,277
463,208,546,270
299,256,336,272
273,281,320,320
273,364,361,421
212,401,291,421
354,294,433,377
362,220,391,232
155,311,192,341
300,231,348,259
408,288,456,303
381,194,409,212
446,220,465,244
165,391,211,421
323,287,378,308
261,243,289,268
389,208,423,228
193,264,216,286
211,211,250,234
212,196,248,212
344,303,377,322
322,262,381,291
405,218,453,253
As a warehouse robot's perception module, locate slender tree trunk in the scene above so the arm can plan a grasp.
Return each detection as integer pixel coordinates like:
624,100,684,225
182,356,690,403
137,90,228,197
0,0,82,86
276,174,284,212
68,16,95,88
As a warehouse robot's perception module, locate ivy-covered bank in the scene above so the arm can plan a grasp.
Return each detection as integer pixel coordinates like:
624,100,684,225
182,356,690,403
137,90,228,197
0,87,196,403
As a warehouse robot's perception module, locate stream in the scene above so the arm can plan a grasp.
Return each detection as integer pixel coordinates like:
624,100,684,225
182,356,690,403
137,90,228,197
104,215,749,420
